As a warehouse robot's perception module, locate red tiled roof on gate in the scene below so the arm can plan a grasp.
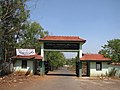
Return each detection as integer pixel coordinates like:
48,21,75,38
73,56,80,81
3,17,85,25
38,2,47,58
80,54,111,61
39,36,86,42
12,54,42,60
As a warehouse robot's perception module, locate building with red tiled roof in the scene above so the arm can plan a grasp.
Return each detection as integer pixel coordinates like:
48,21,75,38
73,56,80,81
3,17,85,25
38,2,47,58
80,54,111,77
12,49,43,75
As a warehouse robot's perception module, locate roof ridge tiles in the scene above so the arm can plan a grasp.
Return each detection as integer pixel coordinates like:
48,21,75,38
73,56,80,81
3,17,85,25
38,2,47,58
39,35,86,42
42,35,81,37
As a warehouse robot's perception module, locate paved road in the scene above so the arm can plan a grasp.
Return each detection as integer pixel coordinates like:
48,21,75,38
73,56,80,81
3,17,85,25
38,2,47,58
1,68,120,90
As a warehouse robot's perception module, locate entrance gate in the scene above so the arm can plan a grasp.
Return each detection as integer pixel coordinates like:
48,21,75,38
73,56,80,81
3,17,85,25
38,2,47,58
39,36,86,77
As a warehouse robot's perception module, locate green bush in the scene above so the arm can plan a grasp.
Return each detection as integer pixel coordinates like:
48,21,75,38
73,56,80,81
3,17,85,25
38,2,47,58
108,68,117,77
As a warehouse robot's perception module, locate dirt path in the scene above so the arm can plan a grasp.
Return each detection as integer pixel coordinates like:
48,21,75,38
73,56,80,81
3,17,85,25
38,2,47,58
0,68,120,90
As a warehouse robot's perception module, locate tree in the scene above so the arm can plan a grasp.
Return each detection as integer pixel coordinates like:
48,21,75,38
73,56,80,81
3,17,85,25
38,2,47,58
66,58,77,66
0,0,30,62
16,21,48,53
45,51,66,70
99,39,120,62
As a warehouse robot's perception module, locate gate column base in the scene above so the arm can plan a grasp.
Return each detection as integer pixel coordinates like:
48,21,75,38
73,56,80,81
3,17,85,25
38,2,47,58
76,61,82,77
40,61,45,76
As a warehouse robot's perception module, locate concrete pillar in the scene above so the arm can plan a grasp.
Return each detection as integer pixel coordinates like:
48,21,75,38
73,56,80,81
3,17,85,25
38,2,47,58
41,43,44,58
40,43,45,76
79,44,82,58
78,43,82,77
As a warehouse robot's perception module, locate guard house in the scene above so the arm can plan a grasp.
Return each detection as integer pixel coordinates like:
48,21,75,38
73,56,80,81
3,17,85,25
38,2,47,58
39,36,86,77
12,49,42,75
81,54,111,76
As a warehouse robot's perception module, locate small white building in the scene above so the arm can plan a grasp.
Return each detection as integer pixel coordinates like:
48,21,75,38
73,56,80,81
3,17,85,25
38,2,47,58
12,49,42,75
81,54,111,77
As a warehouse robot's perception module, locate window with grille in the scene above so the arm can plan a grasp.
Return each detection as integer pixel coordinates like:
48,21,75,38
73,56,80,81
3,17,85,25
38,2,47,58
22,60,27,68
96,62,102,71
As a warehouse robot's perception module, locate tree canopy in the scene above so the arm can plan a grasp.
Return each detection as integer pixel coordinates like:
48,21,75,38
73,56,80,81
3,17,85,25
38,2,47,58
99,39,120,62
45,51,66,69
0,0,30,62
0,0,48,63
16,21,48,53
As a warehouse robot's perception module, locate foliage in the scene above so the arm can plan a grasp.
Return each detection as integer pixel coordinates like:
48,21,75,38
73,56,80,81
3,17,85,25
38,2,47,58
66,58,77,66
99,39,120,62
0,0,48,62
16,21,48,53
0,0,30,62
65,58,77,71
45,51,66,69
106,68,117,77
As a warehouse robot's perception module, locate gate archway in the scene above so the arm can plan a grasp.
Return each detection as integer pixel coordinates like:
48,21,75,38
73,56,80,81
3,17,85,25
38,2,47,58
39,36,86,77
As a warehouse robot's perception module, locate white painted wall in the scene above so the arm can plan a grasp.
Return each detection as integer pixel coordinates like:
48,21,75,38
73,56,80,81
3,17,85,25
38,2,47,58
14,60,34,74
90,62,109,76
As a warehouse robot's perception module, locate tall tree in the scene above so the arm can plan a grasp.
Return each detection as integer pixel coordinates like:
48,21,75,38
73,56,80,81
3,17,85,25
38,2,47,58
17,21,48,53
0,0,30,62
99,39,120,62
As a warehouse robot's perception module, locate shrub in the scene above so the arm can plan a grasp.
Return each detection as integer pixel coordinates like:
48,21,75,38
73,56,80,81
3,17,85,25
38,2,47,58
108,68,117,77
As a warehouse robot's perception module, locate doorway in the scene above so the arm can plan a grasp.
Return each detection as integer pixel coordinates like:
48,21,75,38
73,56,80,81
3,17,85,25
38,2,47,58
82,61,90,76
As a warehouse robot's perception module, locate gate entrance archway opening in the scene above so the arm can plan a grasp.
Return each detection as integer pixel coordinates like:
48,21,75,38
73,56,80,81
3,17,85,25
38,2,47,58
39,36,86,77
44,51,78,77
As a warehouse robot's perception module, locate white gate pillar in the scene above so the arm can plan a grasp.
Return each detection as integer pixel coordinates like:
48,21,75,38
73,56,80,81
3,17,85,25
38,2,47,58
41,43,44,59
40,43,45,76
78,43,82,77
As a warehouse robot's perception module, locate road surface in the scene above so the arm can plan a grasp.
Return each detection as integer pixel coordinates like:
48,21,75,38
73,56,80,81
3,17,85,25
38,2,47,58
0,68,120,90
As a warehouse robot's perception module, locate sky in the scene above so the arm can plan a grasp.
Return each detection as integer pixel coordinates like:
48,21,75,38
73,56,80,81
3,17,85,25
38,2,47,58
27,0,120,58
